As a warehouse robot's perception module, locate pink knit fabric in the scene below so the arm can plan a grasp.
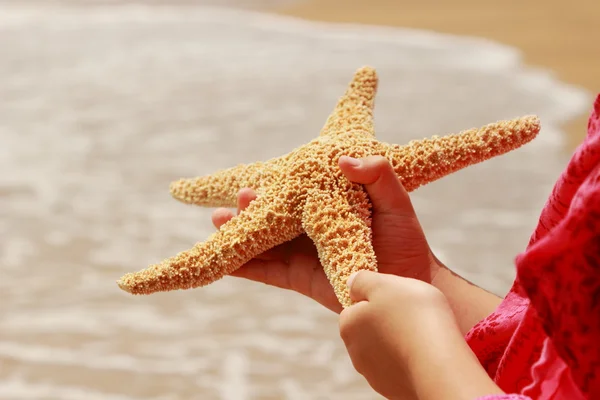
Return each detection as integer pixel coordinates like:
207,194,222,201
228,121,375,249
468,95,600,400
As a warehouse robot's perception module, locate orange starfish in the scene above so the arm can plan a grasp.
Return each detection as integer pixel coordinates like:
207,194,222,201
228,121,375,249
117,66,540,307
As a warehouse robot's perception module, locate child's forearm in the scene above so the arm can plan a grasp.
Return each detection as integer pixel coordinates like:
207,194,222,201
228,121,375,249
407,323,505,400
431,265,503,335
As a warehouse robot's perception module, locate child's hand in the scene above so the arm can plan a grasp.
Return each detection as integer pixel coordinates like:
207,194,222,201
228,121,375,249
339,271,453,399
339,271,504,400
211,156,439,313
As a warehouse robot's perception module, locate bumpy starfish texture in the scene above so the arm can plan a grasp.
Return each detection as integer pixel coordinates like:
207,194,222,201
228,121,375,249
117,66,540,307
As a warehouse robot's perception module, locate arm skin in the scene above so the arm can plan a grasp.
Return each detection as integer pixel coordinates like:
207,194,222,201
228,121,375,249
403,281,507,400
407,321,506,400
431,259,503,336
409,260,508,400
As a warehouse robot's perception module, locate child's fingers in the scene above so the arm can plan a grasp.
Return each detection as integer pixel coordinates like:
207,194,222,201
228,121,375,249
212,188,256,228
212,209,277,260
212,208,234,229
339,300,370,343
236,187,280,260
237,188,257,214
338,155,415,217
347,270,381,302
211,189,280,261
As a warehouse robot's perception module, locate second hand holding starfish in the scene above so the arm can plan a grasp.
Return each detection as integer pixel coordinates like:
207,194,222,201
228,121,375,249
117,67,540,308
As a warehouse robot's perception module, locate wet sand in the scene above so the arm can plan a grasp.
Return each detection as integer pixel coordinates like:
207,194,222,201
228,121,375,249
275,0,600,151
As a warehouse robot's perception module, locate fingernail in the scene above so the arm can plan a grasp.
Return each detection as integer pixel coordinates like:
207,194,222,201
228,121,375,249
343,156,362,168
347,272,359,289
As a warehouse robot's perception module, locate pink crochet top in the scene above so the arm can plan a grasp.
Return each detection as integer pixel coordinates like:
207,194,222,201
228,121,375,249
467,95,600,399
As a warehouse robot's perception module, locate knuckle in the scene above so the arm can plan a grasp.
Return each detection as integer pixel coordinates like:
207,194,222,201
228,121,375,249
339,310,366,342
405,281,446,303
339,303,372,340
338,312,354,342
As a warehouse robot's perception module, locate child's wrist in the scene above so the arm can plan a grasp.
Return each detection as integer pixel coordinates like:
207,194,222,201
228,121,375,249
407,333,504,400
430,263,502,335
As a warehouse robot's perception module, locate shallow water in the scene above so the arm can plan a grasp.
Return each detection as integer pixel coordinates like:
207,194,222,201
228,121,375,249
0,3,592,399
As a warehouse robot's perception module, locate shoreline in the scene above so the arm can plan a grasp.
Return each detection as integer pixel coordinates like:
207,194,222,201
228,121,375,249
5,0,595,150
273,0,599,152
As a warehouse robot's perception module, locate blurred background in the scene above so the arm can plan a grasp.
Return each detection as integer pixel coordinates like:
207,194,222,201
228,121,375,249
0,0,597,399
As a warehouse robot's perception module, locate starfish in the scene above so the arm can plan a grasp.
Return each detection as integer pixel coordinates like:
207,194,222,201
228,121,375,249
117,66,540,307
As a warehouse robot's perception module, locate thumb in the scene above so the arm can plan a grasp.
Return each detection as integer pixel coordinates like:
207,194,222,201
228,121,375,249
339,155,416,216
347,270,381,302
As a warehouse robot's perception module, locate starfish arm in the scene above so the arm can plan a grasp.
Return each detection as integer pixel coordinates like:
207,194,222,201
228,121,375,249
320,66,378,138
383,116,541,192
117,193,303,294
169,161,275,207
302,189,377,308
